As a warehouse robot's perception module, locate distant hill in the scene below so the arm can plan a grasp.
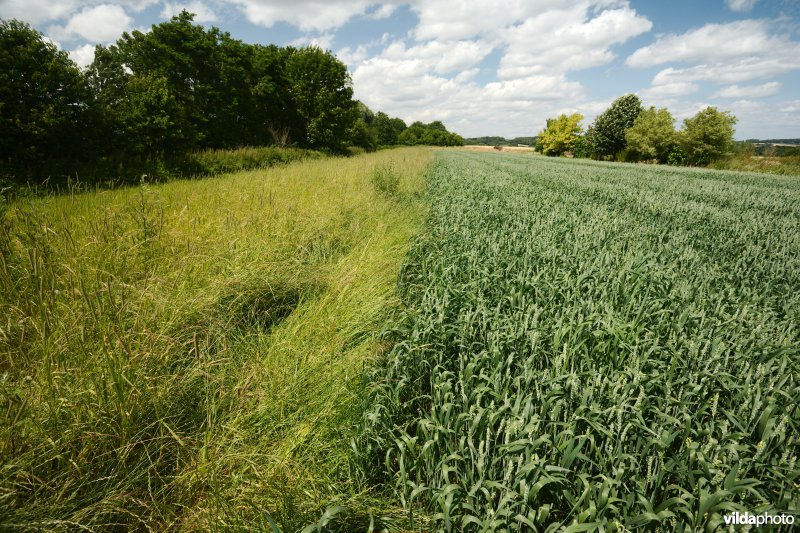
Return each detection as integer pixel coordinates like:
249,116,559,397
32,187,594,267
745,138,800,145
465,136,537,146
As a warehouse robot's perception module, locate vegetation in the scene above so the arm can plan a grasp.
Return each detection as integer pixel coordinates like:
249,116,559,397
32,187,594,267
464,136,536,146
362,151,800,530
624,106,677,163
397,121,464,147
0,148,432,531
585,94,643,159
535,113,583,156
678,107,738,166
0,16,458,185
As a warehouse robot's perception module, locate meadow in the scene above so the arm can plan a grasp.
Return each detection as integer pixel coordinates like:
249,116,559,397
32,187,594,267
0,148,431,531
363,152,799,530
1,148,798,531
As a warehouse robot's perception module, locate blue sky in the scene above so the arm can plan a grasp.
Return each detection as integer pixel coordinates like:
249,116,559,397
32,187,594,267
2,0,799,139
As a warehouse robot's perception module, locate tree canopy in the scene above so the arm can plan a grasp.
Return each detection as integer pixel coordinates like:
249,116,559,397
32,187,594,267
587,94,642,159
0,13,462,182
679,107,737,165
624,107,677,163
535,113,584,156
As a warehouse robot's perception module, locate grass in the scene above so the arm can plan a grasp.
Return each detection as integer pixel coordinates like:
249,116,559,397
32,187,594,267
0,147,431,530
710,154,800,176
362,151,800,530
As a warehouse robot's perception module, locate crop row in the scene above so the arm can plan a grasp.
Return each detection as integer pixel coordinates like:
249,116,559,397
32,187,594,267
361,152,800,530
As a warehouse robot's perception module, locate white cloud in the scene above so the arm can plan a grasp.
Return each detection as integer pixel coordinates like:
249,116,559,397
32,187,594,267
0,0,81,24
499,5,652,79
368,3,397,19
69,43,96,68
727,0,758,12
48,4,133,43
626,20,791,68
712,82,781,99
0,0,156,24
343,1,653,137
289,33,335,50
640,81,699,99
161,1,218,22
228,0,374,32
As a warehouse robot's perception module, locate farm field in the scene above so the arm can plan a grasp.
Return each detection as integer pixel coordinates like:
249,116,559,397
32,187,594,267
0,148,431,530
362,151,800,530
1,148,799,531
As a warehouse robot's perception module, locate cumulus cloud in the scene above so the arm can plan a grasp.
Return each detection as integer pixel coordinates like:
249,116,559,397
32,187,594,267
727,0,758,11
640,81,699,100
161,1,218,22
227,0,375,32
69,43,96,68
626,20,788,68
0,0,81,24
48,4,133,43
289,33,335,50
0,0,156,24
712,81,781,99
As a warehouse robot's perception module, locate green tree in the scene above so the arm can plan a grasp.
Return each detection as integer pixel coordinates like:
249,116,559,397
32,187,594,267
373,112,406,146
0,19,92,174
284,46,356,151
678,107,737,165
535,113,584,156
588,94,642,159
624,106,677,163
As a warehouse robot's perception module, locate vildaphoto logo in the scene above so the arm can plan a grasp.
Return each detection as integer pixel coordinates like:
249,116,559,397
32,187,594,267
723,512,795,526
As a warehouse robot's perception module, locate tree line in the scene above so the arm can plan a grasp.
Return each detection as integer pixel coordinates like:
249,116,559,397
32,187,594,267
535,94,738,166
0,14,462,184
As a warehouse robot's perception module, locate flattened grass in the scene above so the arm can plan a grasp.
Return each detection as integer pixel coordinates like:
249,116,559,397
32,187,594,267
0,147,431,530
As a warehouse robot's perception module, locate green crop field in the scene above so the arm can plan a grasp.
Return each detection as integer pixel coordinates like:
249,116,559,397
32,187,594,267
362,151,799,531
1,148,798,531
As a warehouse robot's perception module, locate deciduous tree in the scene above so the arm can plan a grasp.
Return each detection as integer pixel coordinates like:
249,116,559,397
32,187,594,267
587,94,642,159
535,113,584,156
625,106,677,163
679,107,737,165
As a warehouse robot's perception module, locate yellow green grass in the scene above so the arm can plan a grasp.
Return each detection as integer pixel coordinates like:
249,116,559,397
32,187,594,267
0,147,432,530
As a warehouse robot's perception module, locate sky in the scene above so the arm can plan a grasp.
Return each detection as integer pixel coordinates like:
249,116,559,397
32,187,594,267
2,0,800,139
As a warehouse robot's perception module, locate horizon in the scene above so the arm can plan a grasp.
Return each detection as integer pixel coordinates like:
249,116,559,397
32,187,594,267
2,0,799,140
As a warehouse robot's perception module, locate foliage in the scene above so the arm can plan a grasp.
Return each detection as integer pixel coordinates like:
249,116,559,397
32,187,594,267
373,112,407,146
679,106,738,166
362,151,800,530
2,13,441,184
587,93,642,159
0,19,93,175
284,46,357,153
624,106,677,163
398,121,464,146
535,113,583,156
371,161,400,196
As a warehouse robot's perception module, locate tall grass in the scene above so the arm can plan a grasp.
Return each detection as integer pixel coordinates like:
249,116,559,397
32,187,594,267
0,147,431,530
362,152,800,530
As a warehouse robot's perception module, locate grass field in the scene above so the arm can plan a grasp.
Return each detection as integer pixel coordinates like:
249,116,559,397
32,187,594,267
0,148,431,531
362,151,799,530
1,148,798,531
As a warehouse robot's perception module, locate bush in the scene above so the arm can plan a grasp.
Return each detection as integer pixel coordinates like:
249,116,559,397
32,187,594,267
371,162,399,197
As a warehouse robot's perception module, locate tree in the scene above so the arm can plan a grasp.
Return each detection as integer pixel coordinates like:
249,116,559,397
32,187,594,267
284,46,356,151
588,94,642,159
373,112,406,146
0,19,92,174
678,107,737,165
624,106,677,163
535,113,584,156
398,121,462,146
